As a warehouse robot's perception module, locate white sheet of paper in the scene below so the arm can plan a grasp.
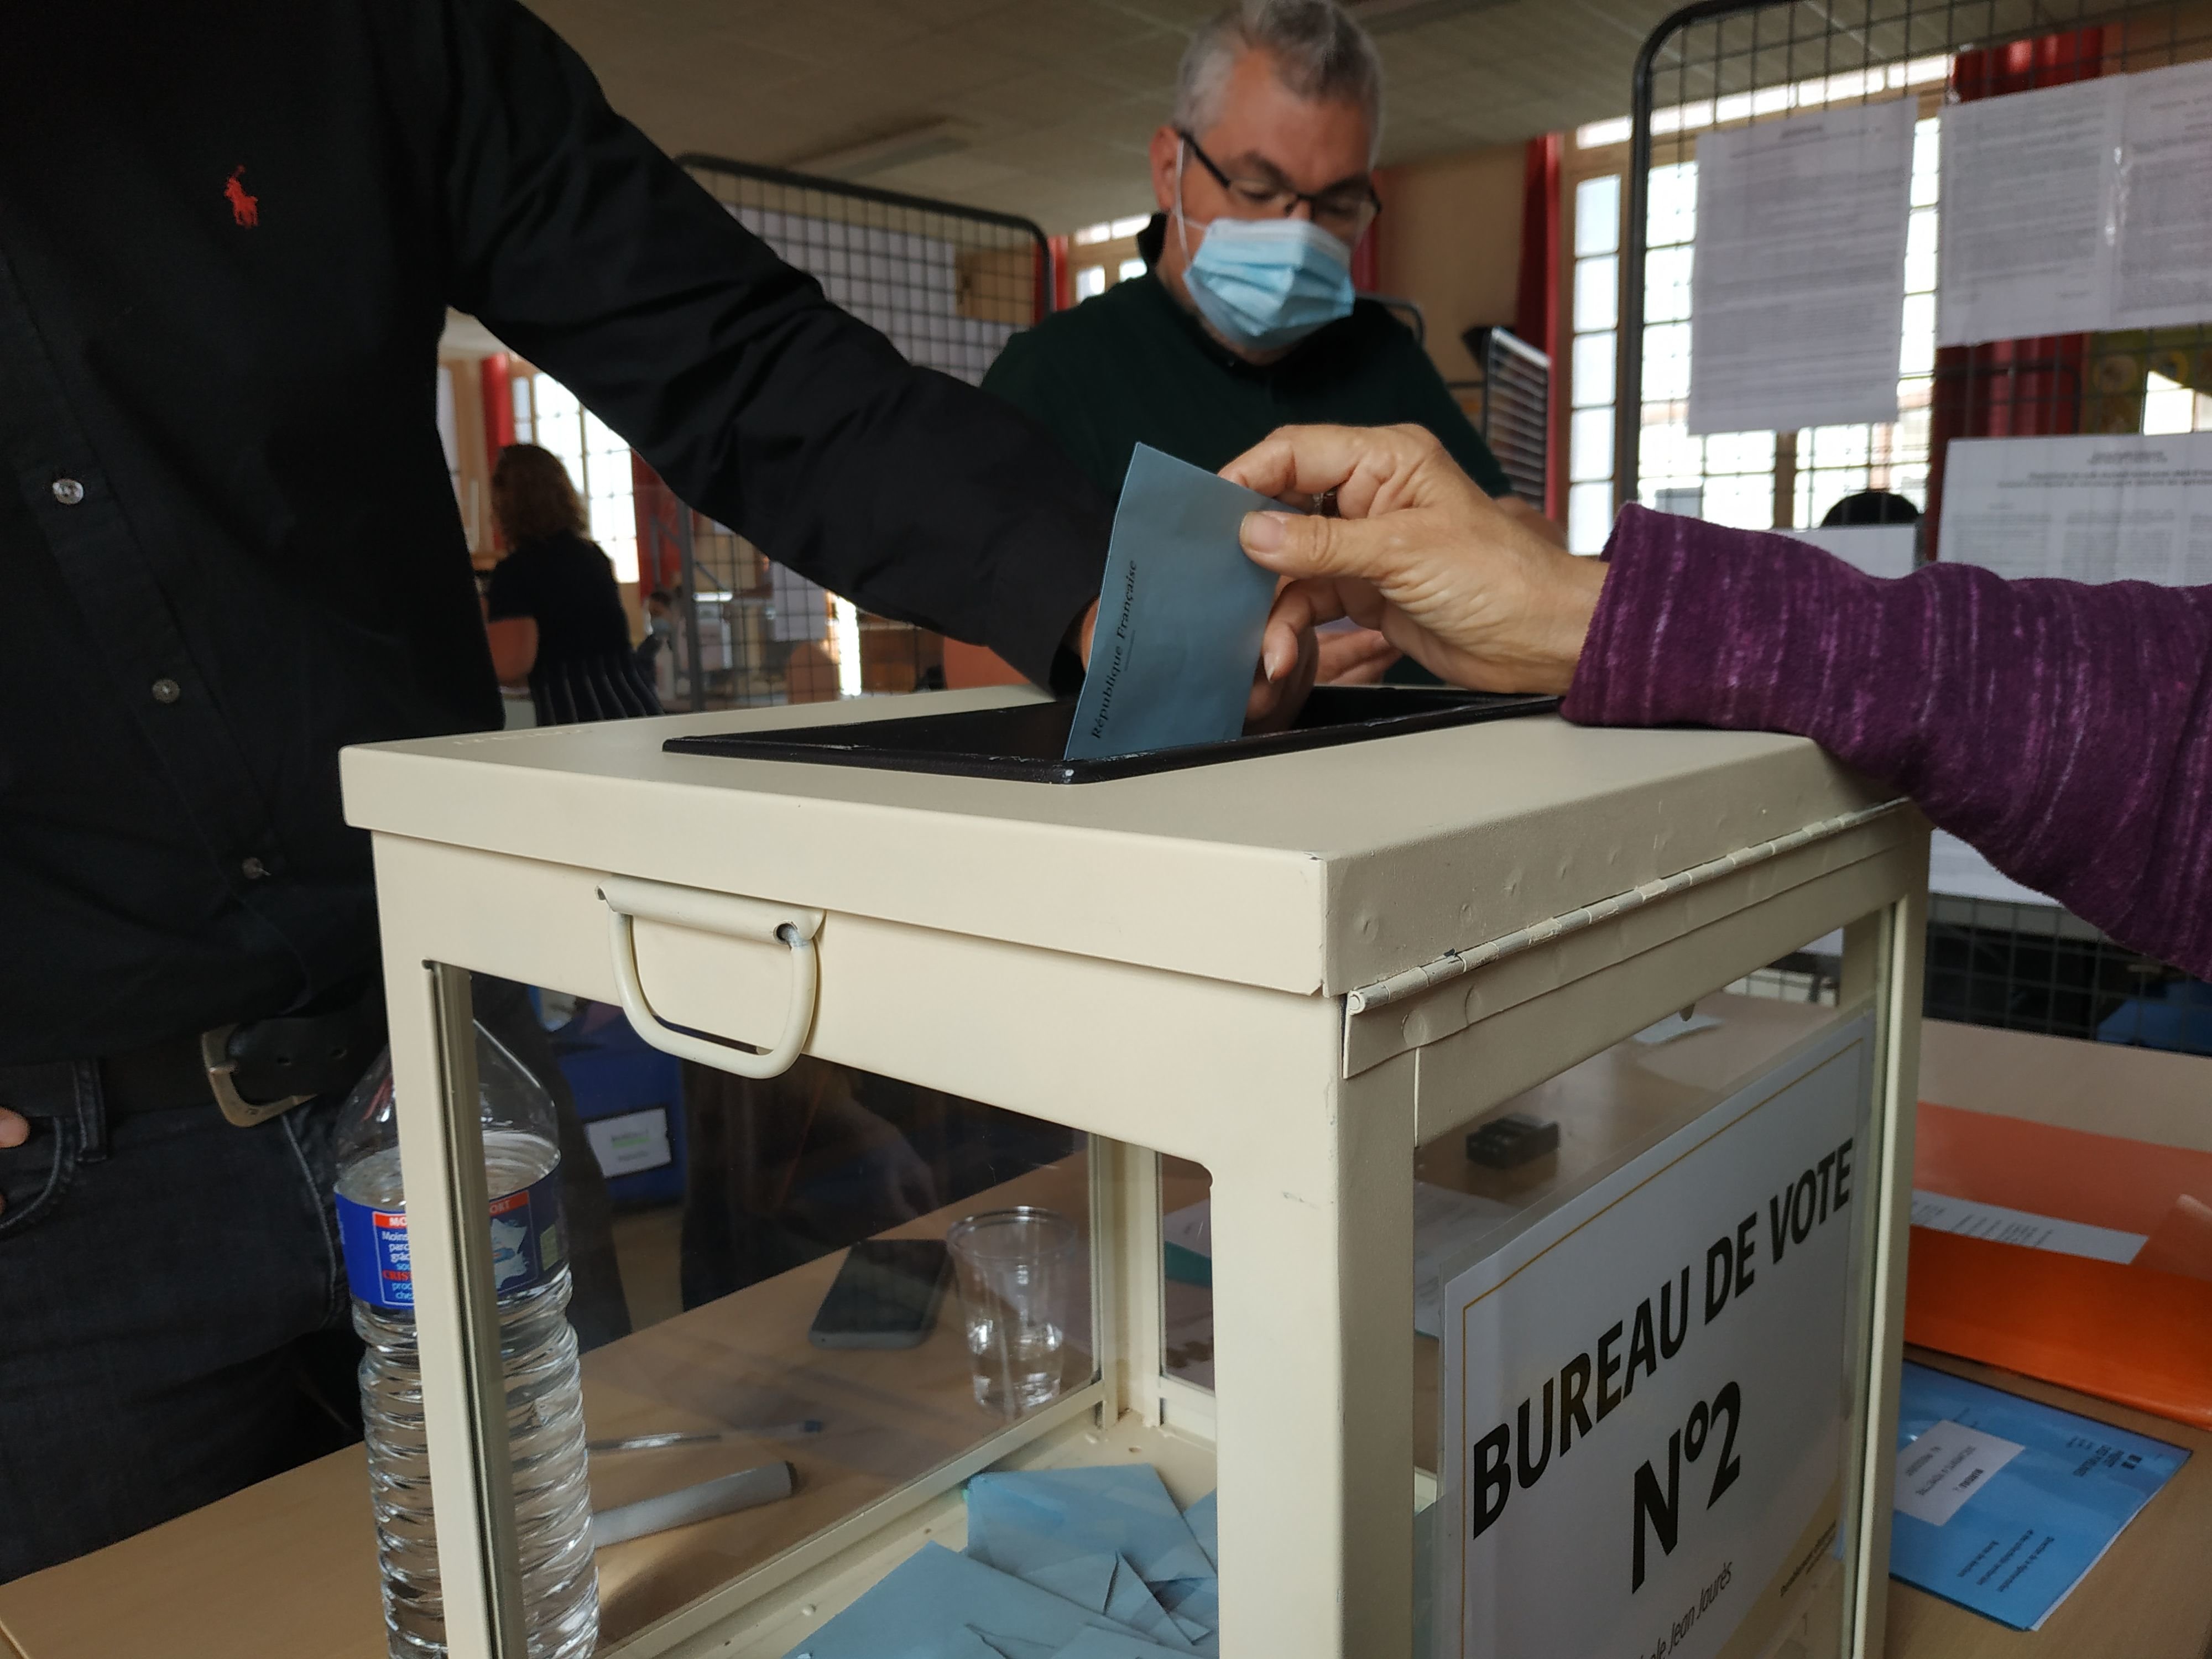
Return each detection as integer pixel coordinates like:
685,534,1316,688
1630,1011,1724,1046
1938,432,2212,585
1927,830,2054,906
1412,1183,1516,1339
1910,1191,2147,1265
2115,59,2212,328
1688,98,1916,434
1783,524,1918,579
1937,77,2122,347
768,560,829,643
1894,1418,2030,1528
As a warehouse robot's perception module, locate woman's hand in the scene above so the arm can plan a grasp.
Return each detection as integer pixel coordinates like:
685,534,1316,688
1234,424,1606,697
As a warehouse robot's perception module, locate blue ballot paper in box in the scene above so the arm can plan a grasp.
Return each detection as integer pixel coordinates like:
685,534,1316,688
784,1467,1222,1659
1887,1361,2189,1630
1063,445,1282,763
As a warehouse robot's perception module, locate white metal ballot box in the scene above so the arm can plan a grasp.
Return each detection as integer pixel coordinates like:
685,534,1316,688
338,684,1926,1659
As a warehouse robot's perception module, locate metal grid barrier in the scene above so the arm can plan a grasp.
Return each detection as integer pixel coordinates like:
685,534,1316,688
1617,0,2212,1053
1457,325,1552,506
640,156,1053,711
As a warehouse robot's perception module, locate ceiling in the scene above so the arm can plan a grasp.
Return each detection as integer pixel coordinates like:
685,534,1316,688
530,0,1685,233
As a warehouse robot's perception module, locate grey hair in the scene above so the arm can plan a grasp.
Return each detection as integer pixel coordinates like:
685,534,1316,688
1173,1,1384,159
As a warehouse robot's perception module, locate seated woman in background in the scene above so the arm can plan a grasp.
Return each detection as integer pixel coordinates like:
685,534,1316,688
483,442,661,725
1229,422,2212,982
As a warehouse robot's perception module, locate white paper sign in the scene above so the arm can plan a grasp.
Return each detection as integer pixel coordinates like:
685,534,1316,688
585,1107,674,1177
1688,100,1916,434
1893,1419,2028,1528
1437,1018,1872,1659
2114,60,2212,329
1938,78,2121,348
1937,432,2212,585
1908,1191,2146,1265
1782,524,1918,580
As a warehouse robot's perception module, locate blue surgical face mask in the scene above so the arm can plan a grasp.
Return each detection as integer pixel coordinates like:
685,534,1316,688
1176,146,1356,353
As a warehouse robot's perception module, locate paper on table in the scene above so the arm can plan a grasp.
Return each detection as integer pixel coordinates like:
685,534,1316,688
1782,524,1918,580
1413,1183,1517,1339
1937,432,2212,586
2115,59,2212,328
1938,77,2121,347
1910,1191,2147,1265
1887,1362,2189,1630
1687,98,1916,435
1928,830,2053,906
1063,445,1281,763
966,1466,1217,1588
1893,1417,2029,1527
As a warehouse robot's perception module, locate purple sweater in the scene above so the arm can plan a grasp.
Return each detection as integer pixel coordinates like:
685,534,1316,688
1562,505,2212,980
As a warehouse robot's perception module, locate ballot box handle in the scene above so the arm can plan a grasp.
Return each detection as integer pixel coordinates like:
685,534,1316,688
596,875,823,1078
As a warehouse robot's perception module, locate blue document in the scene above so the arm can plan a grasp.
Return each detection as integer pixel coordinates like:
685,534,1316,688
967,1465,1217,1589
1887,1361,2189,1630
784,1542,1159,1659
1063,445,1281,762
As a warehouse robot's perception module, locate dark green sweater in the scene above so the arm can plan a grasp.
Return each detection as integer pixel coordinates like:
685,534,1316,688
982,270,1512,504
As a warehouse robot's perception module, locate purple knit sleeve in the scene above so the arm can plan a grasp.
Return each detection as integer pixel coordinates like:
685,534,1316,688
1561,504,2212,979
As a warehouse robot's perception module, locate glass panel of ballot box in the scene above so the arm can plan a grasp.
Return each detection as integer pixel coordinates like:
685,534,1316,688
341,688,1926,1659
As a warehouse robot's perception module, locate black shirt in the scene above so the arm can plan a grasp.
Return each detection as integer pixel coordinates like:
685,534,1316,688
484,531,660,724
982,269,1515,503
0,0,1109,1063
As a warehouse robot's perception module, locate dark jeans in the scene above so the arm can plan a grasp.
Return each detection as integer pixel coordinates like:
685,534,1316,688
0,976,628,1584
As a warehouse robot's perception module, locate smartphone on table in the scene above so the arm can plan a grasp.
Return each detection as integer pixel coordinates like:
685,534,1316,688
807,1238,950,1350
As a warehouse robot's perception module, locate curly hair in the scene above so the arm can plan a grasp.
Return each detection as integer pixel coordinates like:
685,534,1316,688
492,442,587,545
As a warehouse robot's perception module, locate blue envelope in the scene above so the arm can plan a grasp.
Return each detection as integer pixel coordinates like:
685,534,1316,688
785,1543,1163,1659
1062,444,1281,762
967,1466,1217,1589
1887,1362,2188,1630
1179,1492,1218,1572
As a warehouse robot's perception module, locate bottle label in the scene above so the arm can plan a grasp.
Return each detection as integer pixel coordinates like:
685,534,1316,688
336,1170,567,1310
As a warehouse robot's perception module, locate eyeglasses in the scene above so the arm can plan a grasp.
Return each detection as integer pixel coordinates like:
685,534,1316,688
1176,129,1381,241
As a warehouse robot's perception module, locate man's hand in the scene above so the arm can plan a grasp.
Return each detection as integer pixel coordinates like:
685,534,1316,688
1227,424,1606,697
0,1107,26,1216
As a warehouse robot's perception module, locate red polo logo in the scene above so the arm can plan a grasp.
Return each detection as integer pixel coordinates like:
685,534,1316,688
225,165,259,228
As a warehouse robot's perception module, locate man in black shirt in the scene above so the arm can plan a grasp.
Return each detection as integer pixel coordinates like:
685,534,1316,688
0,0,1120,1578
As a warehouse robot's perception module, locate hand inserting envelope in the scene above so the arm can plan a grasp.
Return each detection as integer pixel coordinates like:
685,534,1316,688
1064,445,1284,763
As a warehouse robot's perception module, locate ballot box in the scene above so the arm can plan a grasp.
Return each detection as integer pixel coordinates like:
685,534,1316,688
338,684,1926,1659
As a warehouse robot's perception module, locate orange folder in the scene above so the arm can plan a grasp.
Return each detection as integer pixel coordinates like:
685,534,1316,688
1905,1102,2212,1430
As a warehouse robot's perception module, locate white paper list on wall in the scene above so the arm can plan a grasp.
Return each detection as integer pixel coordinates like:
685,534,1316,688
1939,58,2212,345
1687,97,1917,435
1937,431,2212,586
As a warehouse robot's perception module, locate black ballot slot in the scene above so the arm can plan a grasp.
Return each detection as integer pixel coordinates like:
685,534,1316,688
661,685,1560,784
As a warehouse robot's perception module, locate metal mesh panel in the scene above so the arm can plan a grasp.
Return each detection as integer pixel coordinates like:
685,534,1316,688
641,156,1052,711
1619,0,2212,1054
1458,325,1552,506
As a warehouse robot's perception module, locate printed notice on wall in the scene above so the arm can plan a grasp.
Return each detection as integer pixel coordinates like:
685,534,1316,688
1938,77,2121,347
1939,60,2212,344
1435,1017,1872,1659
1937,432,2212,585
1688,99,1916,434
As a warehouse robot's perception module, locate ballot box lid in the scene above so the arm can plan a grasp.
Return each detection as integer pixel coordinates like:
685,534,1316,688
341,689,1899,998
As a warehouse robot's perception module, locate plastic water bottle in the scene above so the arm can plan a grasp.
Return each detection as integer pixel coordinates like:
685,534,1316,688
333,1023,600,1659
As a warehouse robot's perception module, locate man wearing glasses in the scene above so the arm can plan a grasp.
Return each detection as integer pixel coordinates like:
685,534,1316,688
984,0,1557,679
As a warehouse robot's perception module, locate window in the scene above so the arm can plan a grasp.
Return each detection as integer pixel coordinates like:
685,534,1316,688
2143,370,2211,434
509,371,639,582
1566,173,1621,553
1119,257,1147,284
1075,265,1108,300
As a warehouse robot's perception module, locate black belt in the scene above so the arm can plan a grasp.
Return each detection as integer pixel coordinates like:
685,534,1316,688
98,984,388,1125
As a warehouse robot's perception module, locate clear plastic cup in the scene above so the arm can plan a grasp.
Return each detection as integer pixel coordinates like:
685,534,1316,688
945,1207,1079,1417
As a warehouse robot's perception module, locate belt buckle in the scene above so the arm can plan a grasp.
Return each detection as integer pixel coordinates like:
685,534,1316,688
199,1025,312,1127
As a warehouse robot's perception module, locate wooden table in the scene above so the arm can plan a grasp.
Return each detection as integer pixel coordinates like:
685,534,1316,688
4,1019,2208,1658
